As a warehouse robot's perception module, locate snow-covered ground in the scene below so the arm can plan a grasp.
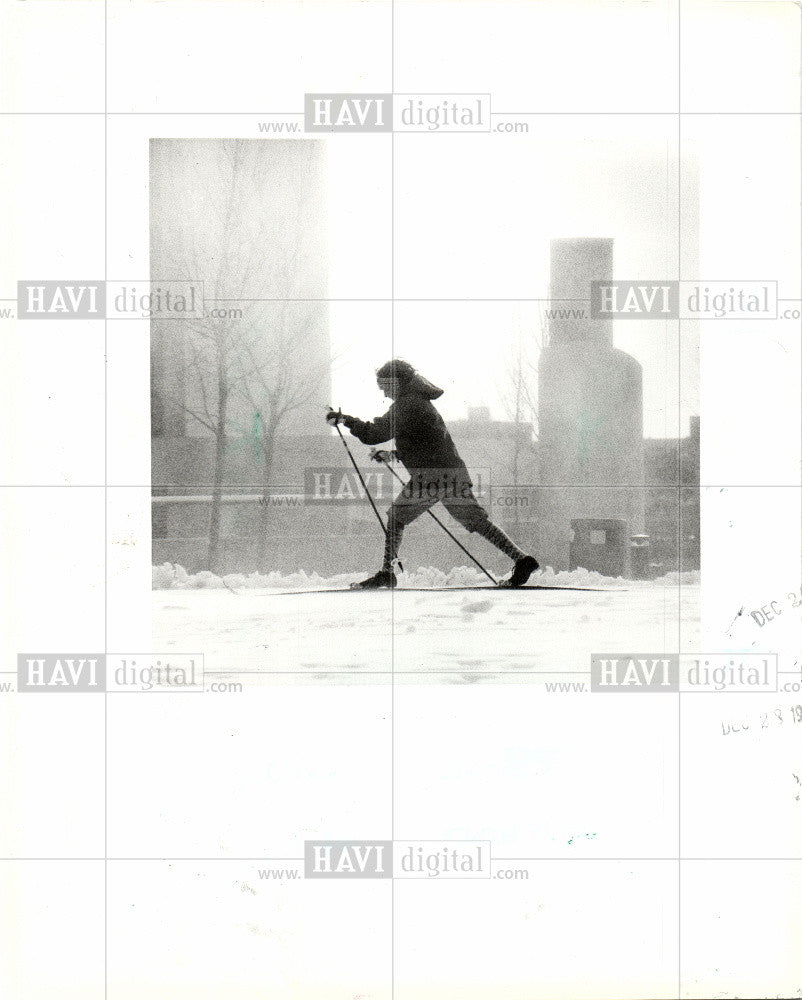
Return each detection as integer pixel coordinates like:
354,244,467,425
153,564,700,684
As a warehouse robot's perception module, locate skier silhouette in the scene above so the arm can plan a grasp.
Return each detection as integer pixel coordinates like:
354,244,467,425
327,359,539,589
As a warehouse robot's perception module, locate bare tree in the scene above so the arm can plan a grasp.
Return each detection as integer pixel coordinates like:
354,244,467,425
233,302,329,567
498,307,549,471
226,141,331,568
152,139,329,572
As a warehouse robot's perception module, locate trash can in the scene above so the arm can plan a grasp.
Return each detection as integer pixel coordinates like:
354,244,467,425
630,534,651,580
569,519,628,577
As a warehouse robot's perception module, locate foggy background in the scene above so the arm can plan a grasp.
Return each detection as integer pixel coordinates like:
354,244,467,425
150,135,699,577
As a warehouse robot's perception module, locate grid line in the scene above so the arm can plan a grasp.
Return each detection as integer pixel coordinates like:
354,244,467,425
2,856,801,863
0,482,791,488
0,856,802,864
1,296,800,302
677,1,683,993
390,7,396,998
3,110,802,116
104,1,110,998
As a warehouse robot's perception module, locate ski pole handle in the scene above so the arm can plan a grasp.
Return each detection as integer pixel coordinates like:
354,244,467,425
332,421,387,536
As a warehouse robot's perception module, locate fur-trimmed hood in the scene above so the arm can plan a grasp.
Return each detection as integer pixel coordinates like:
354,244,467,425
375,359,444,400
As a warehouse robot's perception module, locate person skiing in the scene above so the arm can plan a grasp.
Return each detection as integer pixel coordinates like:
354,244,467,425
326,359,539,589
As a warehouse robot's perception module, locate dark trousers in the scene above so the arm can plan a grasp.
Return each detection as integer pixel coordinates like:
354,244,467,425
382,477,524,568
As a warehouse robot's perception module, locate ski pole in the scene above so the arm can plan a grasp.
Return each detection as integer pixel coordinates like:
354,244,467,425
375,455,498,586
330,412,387,535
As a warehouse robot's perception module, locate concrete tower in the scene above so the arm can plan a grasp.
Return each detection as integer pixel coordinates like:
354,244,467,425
537,238,644,574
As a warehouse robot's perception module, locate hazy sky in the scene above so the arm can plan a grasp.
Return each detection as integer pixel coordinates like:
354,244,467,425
325,127,701,439
148,107,800,444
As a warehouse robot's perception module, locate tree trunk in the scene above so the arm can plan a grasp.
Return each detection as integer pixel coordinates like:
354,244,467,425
255,421,278,570
207,379,228,572
510,437,522,533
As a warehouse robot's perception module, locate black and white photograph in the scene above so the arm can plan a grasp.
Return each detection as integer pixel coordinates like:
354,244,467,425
2,1,801,999
150,132,701,679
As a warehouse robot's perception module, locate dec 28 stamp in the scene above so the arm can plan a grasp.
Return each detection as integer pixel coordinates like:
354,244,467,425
749,588,802,627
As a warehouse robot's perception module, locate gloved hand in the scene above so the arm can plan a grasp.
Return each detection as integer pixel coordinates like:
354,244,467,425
370,448,398,463
326,408,347,426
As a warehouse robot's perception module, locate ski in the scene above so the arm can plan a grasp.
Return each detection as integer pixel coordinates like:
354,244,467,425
240,584,626,596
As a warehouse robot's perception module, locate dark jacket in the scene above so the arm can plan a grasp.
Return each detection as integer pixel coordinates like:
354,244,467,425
344,392,470,482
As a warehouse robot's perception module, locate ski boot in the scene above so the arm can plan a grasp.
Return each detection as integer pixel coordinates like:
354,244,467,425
502,555,540,588
351,569,397,590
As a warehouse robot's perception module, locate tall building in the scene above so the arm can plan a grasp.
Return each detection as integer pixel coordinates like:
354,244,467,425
537,238,645,573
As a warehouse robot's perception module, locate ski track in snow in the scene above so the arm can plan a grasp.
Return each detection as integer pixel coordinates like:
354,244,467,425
153,565,700,685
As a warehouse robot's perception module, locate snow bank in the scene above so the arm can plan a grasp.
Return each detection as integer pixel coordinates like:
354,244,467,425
399,565,700,589
152,561,700,592
152,562,361,592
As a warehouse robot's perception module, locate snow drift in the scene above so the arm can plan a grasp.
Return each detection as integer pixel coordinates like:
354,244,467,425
152,561,700,592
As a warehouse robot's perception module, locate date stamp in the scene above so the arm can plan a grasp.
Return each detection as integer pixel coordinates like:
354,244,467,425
721,703,802,736
749,588,802,627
